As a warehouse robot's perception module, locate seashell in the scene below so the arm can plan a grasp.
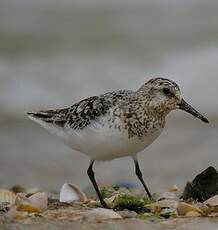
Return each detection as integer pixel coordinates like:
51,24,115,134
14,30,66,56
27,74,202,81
83,208,122,222
15,192,48,211
60,183,87,203
177,202,203,216
15,193,32,206
185,210,202,217
0,189,17,207
28,192,48,211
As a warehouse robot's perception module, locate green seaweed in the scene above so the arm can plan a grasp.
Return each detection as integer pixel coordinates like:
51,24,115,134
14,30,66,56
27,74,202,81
114,194,152,213
100,185,131,199
100,185,116,199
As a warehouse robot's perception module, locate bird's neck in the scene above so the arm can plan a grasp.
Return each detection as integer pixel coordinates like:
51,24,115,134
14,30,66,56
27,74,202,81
126,94,166,130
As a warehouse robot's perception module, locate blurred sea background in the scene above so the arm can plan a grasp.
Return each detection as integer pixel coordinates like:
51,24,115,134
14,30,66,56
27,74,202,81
0,0,217,193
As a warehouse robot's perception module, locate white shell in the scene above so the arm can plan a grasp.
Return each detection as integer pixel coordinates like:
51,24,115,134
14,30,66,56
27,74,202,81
59,183,87,203
29,192,48,211
0,189,16,207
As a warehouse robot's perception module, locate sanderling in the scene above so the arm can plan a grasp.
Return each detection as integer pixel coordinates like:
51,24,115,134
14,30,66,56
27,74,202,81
27,77,209,208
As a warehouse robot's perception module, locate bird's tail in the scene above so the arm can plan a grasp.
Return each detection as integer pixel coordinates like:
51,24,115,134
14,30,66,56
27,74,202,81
26,110,56,123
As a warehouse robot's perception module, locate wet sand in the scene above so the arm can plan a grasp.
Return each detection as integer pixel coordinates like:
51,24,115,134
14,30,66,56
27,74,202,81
1,216,218,230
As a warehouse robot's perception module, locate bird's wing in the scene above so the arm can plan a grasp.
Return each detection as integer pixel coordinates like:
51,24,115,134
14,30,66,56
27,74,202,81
27,90,133,130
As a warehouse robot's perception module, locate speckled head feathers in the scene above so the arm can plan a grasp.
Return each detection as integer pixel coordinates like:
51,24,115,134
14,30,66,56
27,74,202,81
138,77,180,93
145,77,180,89
136,77,182,115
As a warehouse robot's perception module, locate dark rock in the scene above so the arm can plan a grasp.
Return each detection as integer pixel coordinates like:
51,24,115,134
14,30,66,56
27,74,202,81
182,166,218,202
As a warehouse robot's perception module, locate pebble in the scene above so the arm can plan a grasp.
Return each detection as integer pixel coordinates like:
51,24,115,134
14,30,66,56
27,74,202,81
117,210,138,218
204,195,218,206
104,194,120,208
159,192,178,201
168,185,179,192
160,208,177,218
147,199,178,213
83,208,122,222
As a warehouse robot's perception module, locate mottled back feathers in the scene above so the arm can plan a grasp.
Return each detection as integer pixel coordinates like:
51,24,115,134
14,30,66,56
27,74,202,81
27,90,133,130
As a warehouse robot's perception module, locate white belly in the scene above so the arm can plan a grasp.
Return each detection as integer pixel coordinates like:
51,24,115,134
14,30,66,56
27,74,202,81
63,117,163,160
30,114,163,161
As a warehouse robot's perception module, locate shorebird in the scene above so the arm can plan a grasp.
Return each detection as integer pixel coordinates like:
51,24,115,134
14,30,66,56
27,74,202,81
27,77,209,208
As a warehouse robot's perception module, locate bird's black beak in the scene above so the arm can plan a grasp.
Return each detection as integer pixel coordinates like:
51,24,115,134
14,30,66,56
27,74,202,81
178,99,209,123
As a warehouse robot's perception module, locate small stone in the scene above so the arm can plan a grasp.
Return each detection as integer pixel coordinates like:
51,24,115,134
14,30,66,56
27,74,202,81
160,208,177,218
159,185,181,201
47,192,59,200
21,218,33,225
177,202,203,216
208,212,218,217
168,185,179,192
192,202,206,209
5,205,18,219
185,211,202,217
117,210,138,218
0,202,11,212
83,208,122,222
159,192,178,201
11,185,26,193
146,199,178,213
104,194,120,208
204,195,218,207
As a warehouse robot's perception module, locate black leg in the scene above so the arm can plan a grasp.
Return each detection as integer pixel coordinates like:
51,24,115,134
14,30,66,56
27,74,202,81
87,160,109,208
133,157,152,199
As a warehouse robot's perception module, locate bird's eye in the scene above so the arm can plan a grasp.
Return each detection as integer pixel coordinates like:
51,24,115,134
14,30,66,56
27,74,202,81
163,88,171,96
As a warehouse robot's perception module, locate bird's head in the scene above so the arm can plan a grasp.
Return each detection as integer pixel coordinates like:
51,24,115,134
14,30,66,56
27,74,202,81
137,77,209,123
